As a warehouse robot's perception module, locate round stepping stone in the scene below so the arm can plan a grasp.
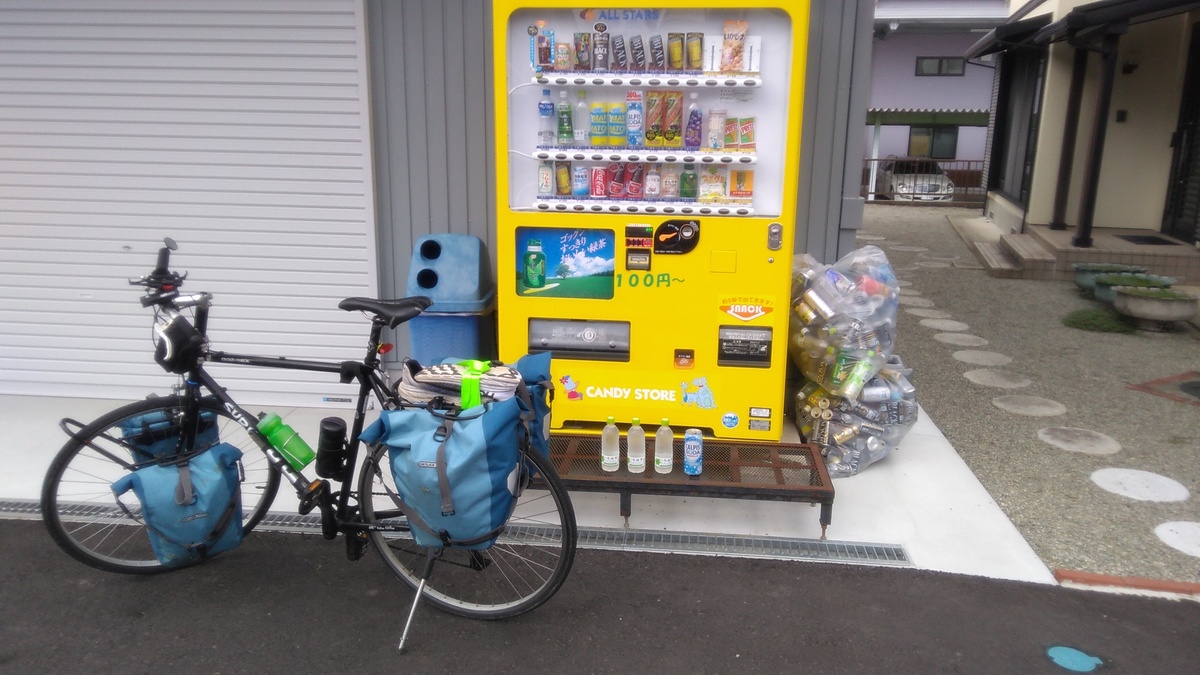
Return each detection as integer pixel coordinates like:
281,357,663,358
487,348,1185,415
892,265,921,272
897,295,935,307
915,261,951,268
993,395,1067,416
1037,427,1121,455
899,287,922,295
963,368,1029,388
953,350,1012,366
1155,522,1200,557
905,308,952,319
856,234,885,241
897,280,913,287
920,252,960,261
936,333,989,347
889,245,929,252
920,319,969,332
1091,469,1189,502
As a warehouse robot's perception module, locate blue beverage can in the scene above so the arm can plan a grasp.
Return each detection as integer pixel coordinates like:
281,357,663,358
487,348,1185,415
683,428,703,476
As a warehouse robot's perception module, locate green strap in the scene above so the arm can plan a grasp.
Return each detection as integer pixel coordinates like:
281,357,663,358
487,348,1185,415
456,359,490,409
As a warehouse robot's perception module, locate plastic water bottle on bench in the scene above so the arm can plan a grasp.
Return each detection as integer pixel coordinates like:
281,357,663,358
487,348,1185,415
601,416,620,472
626,418,645,474
654,418,673,474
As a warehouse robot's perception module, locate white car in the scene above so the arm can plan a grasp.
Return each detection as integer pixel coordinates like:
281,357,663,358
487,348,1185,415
878,158,955,201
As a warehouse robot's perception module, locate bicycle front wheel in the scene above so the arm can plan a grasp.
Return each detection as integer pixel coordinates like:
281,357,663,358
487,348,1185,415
360,444,577,620
41,396,281,574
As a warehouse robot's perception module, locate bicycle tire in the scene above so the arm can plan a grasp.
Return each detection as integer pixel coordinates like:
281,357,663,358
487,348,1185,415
360,444,577,620
41,396,281,574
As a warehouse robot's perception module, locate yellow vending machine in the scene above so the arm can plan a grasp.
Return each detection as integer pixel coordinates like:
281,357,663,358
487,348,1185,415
494,2,808,441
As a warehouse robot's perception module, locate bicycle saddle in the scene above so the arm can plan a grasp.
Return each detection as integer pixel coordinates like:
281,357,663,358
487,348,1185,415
338,296,433,328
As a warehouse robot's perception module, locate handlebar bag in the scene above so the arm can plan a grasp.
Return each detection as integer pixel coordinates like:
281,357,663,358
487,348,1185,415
110,442,244,567
359,394,531,550
152,313,205,374
117,409,219,461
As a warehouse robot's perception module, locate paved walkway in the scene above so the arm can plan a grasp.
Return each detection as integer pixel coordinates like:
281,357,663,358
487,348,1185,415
859,205,1200,588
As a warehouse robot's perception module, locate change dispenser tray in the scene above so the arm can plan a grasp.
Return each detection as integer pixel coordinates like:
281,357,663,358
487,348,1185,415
529,318,630,362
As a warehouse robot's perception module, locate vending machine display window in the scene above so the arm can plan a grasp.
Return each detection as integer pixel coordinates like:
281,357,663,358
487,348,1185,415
504,7,795,219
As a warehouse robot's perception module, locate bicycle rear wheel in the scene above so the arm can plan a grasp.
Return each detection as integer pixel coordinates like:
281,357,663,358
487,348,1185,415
41,396,281,574
360,444,577,620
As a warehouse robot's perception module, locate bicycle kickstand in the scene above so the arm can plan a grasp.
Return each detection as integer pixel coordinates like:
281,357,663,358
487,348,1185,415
398,548,443,654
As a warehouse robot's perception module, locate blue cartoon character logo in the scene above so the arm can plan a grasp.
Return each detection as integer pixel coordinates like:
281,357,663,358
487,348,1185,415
680,377,716,409
560,375,583,400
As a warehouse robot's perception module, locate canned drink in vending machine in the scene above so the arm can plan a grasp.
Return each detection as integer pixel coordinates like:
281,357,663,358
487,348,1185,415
683,428,703,476
590,166,609,198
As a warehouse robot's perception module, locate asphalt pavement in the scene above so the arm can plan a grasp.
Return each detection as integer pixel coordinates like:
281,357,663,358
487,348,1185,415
2,519,1199,673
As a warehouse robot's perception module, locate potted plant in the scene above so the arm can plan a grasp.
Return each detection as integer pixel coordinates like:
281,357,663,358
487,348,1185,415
1092,272,1175,303
1073,263,1148,296
1112,286,1199,331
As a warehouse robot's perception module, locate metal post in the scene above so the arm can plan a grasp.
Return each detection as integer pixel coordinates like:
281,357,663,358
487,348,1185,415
1050,47,1088,230
1074,30,1123,248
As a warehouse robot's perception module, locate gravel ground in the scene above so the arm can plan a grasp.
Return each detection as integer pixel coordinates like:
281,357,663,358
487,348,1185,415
854,204,1200,584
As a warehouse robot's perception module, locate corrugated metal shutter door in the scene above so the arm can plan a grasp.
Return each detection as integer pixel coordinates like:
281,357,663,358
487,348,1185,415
0,1,377,407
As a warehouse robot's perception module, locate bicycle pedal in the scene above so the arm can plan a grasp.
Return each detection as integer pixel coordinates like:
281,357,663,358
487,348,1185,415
346,531,369,561
297,479,328,516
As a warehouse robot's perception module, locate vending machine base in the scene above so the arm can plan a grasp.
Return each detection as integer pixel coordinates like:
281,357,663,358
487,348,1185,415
545,434,834,538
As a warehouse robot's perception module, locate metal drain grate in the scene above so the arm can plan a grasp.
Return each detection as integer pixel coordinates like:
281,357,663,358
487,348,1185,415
0,499,42,520
576,526,911,566
5,499,908,567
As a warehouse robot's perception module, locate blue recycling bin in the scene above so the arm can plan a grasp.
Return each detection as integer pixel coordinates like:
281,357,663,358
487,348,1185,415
406,234,496,365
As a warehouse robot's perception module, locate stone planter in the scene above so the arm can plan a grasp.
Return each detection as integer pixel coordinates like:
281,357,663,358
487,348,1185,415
1112,287,1200,330
1092,273,1174,304
1073,263,1147,296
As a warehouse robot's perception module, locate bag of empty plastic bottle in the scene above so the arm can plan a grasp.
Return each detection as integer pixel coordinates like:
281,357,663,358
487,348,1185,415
789,245,899,400
795,355,917,477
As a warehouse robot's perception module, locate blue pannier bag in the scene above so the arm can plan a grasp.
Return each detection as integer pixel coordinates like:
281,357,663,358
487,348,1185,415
118,409,219,461
359,390,532,550
110,442,244,567
513,352,554,459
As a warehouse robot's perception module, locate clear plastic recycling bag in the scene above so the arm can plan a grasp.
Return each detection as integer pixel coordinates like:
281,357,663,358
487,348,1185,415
796,355,918,477
790,245,900,400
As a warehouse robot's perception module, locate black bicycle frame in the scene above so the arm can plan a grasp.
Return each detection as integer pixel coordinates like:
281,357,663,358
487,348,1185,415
185,309,400,523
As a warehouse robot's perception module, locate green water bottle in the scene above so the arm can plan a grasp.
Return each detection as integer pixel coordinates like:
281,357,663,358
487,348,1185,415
257,413,315,470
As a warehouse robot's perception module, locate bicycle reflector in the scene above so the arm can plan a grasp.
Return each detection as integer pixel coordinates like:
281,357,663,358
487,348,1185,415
378,343,394,355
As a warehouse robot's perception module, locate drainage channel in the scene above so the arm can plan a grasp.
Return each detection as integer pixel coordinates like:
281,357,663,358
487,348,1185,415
7,499,910,567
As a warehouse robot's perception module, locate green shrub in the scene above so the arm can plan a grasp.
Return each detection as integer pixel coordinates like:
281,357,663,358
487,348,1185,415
1113,287,1198,301
1062,307,1138,333
1093,273,1175,288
